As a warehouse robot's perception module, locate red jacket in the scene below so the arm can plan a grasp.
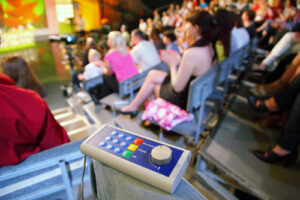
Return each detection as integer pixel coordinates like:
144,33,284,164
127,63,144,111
0,74,69,166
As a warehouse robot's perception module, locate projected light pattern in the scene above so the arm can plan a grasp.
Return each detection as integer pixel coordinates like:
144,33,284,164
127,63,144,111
0,0,47,29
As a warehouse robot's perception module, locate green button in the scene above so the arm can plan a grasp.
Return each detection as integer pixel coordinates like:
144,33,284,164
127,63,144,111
122,150,133,158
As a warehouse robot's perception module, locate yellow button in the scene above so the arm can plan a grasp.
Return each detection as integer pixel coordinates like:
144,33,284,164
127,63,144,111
127,144,139,152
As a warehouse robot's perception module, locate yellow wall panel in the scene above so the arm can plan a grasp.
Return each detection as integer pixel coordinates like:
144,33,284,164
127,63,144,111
74,0,100,31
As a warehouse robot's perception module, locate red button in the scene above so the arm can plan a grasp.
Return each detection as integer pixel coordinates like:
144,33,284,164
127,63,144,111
133,138,143,145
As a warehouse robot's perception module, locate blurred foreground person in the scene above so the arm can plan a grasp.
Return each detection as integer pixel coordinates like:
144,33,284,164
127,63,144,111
0,74,69,167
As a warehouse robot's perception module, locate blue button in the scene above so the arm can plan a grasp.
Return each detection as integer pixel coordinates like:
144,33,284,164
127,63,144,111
118,133,126,139
120,142,129,147
111,131,118,136
126,136,135,142
105,136,113,141
114,148,122,154
106,144,114,150
99,141,106,147
113,139,120,144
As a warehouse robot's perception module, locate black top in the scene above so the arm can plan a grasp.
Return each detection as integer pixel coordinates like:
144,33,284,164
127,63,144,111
159,39,210,109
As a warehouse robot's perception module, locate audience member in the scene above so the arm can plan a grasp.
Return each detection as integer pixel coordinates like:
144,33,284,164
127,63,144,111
75,37,98,67
97,31,139,98
120,24,130,46
121,10,216,115
162,30,181,54
130,29,161,71
249,74,300,167
199,0,209,10
149,28,165,51
153,9,160,25
250,52,300,97
161,11,169,27
236,0,246,11
253,27,300,71
139,18,147,33
215,9,235,61
0,74,69,166
73,37,100,89
2,56,47,99
77,49,103,82
231,12,250,53
242,9,258,40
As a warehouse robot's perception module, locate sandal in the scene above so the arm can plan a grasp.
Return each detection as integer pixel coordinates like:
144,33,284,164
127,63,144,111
248,95,269,112
248,95,282,114
251,149,298,167
249,85,268,98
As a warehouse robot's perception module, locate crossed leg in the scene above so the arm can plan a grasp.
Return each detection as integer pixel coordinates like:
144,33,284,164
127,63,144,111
122,70,168,112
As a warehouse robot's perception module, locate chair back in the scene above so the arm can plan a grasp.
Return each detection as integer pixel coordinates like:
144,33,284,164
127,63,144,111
83,75,103,91
118,62,167,100
0,140,89,200
186,64,220,113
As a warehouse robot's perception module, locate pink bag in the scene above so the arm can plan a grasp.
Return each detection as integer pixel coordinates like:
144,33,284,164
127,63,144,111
142,98,194,130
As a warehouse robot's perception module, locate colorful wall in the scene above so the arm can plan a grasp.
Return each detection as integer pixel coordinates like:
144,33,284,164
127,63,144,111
0,0,47,29
73,0,101,32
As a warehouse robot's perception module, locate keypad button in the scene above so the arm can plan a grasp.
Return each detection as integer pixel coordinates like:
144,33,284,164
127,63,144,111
114,148,122,154
118,133,126,139
106,144,114,150
99,141,107,147
127,144,138,152
111,131,118,136
120,142,129,147
105,136,113,141
126,136,135,142
133,138,143,145
122,150,133,158
113,139,120,144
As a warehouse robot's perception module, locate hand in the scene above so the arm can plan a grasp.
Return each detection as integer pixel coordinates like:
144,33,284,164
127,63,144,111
160,49,181,68
77,73,84,81
95,60,106,68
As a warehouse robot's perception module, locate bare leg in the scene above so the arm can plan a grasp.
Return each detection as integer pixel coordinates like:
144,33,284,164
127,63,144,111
255,53,300,96
122,70,167,112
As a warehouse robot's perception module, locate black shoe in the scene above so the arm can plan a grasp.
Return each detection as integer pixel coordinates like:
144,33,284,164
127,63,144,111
252,149,298,167
248,95,282,114
247,95,269,112
61,86,68,97
119,110,138,118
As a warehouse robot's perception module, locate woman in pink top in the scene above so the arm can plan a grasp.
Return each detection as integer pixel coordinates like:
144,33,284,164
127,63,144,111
98,31,139,97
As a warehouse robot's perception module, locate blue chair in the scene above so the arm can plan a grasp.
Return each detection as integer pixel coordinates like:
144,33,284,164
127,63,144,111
83,75,104,104
157,64,221,145
83,75,103,92
0,140,89,200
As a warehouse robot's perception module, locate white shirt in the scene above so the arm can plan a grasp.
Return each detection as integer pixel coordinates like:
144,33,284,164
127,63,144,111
83,62,103,80
139,22,147,33
263,32,300,66
130,40,161,71
230,27,250,54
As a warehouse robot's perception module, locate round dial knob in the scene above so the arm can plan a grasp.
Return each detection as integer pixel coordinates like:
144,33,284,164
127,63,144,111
151,145,172,165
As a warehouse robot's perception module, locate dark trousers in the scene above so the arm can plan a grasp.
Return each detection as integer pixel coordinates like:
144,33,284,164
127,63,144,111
100,75,119,98
72,69,84,87
275,74,300,151
275,74,300,110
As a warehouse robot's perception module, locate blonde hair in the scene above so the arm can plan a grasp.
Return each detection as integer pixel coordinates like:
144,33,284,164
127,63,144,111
108,31,128,55
88,49,101,62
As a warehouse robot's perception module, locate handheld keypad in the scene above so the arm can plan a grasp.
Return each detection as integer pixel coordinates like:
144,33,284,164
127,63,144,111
80,124,191,193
